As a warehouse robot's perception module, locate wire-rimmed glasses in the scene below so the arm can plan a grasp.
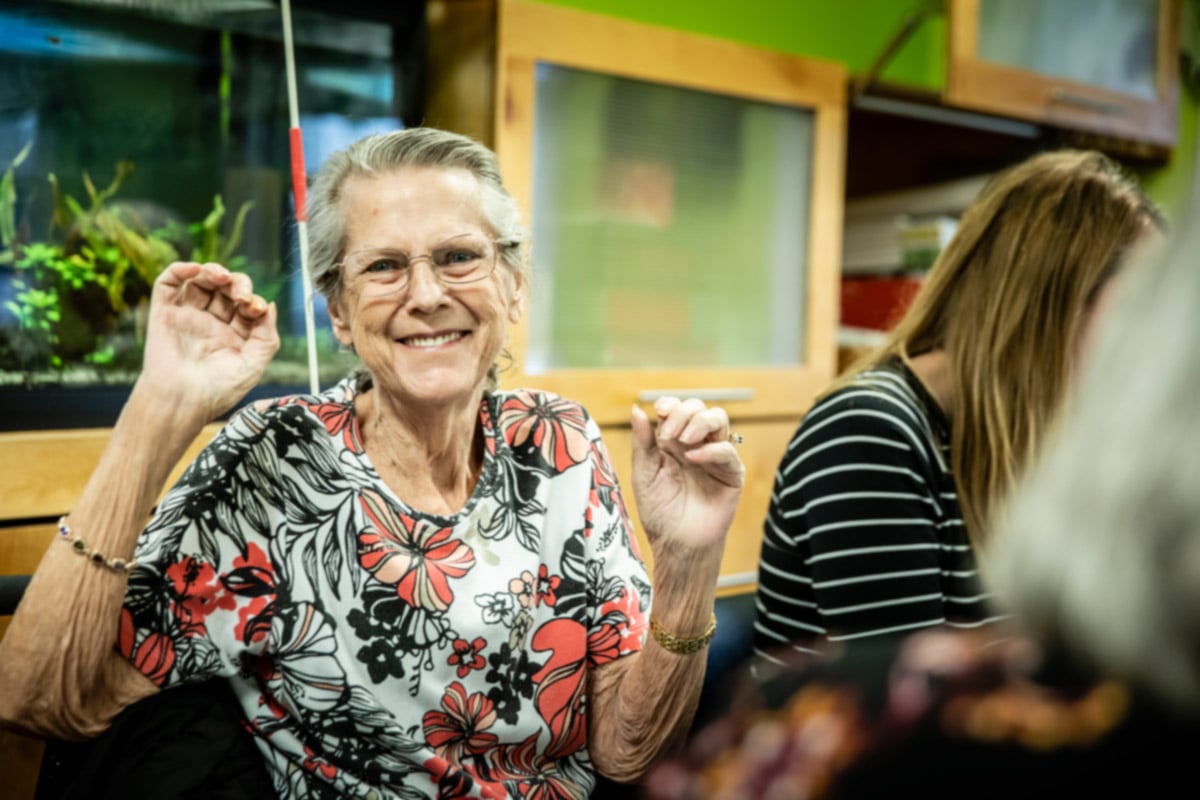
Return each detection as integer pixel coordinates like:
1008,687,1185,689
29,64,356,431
337,232,504,297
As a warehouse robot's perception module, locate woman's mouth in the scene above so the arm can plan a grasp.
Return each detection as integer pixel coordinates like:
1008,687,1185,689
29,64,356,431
400,331,467,348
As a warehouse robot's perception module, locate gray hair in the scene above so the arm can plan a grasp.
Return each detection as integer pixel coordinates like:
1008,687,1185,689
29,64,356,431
985,222,1200,709
307,127,529,307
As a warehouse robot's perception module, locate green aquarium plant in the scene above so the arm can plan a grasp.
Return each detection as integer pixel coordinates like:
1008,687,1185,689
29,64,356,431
0,143,252,383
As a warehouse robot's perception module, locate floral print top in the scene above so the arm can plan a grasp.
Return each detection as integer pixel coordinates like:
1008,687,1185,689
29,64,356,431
119,377,650,800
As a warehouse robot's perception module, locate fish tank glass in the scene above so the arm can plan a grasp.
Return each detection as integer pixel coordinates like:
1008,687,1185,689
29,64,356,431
0,0,427,429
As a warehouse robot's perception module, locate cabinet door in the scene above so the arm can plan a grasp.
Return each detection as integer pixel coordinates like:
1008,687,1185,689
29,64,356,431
493,0,846,426
946,0,1180,147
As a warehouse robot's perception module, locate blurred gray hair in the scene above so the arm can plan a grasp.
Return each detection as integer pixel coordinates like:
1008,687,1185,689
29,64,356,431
307,127,529,307
985,221,1200,709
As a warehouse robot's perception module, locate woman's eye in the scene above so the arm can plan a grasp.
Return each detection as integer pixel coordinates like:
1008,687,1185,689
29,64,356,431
364,257,402,273
444,250,478,265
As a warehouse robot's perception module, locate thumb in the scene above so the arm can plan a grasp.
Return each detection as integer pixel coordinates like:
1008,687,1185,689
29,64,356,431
249,301,281,345
630,404,657,467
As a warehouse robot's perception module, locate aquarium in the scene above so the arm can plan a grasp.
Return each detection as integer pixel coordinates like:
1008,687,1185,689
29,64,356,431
0,0,427,429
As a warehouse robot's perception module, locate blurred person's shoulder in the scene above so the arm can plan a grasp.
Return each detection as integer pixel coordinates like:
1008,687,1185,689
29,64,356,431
648,628,1200,800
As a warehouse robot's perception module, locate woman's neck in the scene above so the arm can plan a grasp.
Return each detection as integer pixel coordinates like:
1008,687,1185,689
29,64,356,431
905,349,955,417
355,388,484,516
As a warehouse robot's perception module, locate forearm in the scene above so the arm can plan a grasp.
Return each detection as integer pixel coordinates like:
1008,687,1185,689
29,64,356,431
589,544,723,782
0,383,207,737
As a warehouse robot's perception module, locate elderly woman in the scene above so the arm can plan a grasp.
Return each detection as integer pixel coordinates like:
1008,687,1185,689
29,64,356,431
0,128,744,798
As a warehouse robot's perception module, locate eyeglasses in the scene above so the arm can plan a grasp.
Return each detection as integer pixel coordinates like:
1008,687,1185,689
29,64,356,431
337,233,504,297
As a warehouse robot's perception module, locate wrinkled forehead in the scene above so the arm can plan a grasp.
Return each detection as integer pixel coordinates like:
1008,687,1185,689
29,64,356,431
340,166,486,215
340,166,491,246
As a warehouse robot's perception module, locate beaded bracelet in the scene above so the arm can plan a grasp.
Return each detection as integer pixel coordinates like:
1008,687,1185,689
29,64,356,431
57,516,138,573
649,612,717,655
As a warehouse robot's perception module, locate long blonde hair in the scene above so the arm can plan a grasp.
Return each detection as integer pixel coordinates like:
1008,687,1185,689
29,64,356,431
840,150,1163,545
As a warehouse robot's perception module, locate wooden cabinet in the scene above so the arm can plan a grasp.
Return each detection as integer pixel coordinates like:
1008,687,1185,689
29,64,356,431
493,0,847,427
486,0,847,590
945,0,1181,148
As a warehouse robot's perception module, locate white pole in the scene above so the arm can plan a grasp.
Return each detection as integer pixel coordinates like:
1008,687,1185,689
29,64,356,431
280,0,320,395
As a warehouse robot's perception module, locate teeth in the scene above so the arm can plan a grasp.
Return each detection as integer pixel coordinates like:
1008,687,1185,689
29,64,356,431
403,332,464,347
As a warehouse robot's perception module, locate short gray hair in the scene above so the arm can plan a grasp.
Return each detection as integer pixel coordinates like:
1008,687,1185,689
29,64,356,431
985,223,1200,709
307,127,529,307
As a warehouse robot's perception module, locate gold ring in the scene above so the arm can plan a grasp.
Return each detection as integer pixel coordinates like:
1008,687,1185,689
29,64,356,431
728,432,743,445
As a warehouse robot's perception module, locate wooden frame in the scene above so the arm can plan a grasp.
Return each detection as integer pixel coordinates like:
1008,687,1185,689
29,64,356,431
492,0,847,426
945,0,1181,148
0,424,221,625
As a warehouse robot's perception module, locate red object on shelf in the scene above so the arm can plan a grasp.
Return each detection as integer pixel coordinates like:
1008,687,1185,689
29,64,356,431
840,275,925,331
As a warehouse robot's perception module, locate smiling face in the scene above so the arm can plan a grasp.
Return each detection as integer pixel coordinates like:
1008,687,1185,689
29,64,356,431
327,166,524,413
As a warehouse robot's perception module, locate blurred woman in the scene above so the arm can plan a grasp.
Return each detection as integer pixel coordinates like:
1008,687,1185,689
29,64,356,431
753,150,1164,666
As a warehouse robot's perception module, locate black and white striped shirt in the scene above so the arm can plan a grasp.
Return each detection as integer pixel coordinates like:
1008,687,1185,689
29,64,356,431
753,359,1001,666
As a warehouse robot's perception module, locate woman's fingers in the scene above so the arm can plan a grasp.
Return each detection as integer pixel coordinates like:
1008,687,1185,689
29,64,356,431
653,397,705,440
631,404,656,454
679,407,731,445
652,397,730,445
157,261,230,294
155,261,270,331
204,270,257,323
230,298,279,343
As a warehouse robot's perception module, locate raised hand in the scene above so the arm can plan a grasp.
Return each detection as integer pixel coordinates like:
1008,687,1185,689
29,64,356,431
629,397,745,556
136,261,280,424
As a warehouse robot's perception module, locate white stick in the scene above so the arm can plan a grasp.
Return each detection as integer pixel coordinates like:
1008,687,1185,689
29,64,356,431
281,0,320,395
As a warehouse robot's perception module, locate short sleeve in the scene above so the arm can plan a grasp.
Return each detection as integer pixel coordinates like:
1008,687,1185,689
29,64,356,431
120,408,279,688
582,415,651,666
755,384,952,655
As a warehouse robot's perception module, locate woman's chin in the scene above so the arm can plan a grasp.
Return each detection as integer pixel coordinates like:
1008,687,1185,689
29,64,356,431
378,370,487,410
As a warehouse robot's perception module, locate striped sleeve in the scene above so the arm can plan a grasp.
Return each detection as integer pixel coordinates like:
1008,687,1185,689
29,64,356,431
753,376,973,665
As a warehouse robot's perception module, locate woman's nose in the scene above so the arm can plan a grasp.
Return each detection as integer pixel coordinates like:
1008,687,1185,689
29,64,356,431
404,259,448,307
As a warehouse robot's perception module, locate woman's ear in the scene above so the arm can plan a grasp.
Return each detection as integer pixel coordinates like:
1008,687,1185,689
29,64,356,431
327,297,354,349
507,271,526,324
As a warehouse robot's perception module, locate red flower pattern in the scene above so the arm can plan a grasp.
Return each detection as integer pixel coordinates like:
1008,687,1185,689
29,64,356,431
358,491,476,612
530,619,589,760
225,542,275,646
287,397,362,452
535,564,561,607
118,607,176,686
587,624,622,668
424,756,509,800
449,637,487,678
487,734,584,800
166,554,235,637
303,745,339,780
499,392,591,473
423,681,501,765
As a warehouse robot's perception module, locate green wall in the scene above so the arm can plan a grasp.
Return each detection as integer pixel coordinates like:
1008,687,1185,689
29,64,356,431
534,0,1198,218
535,0,945,88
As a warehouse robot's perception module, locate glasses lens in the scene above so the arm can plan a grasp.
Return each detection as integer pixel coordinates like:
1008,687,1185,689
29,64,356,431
343,250,408,296
342,235,500,297
434,235,497,284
